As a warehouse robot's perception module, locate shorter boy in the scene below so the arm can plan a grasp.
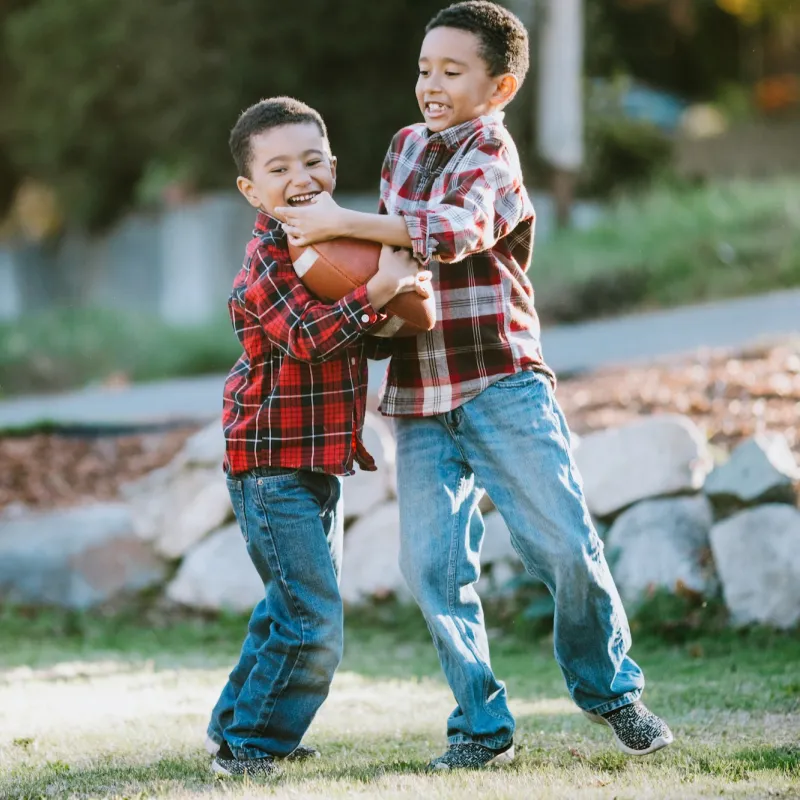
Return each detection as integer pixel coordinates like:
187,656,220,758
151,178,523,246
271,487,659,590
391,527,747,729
206,97,430,778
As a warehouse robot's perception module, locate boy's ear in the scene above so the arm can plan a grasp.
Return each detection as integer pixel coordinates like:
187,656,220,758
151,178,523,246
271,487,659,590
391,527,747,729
329,155,338,190
236,175,262,209
492,73,519,108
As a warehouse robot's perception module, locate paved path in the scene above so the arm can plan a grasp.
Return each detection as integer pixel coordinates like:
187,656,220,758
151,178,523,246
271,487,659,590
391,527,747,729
1,289,797,431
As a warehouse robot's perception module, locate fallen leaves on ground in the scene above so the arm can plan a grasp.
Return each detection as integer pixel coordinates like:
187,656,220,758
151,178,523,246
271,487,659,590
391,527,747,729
1,339,798,512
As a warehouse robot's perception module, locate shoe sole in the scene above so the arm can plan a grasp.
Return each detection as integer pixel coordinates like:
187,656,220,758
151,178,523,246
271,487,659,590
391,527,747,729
583,711,674,756
210,760,232,777
431,744,515,770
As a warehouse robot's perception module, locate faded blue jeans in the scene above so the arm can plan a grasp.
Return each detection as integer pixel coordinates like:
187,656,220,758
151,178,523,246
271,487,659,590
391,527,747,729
207,467,344,760
395,370,644,750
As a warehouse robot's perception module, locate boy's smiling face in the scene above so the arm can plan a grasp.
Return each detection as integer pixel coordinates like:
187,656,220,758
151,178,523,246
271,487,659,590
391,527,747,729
417,26,517,133
236,122,336,220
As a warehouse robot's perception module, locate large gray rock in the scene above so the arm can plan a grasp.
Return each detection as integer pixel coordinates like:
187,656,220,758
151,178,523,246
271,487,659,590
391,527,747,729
166,524,264,612
124,466,233,559
605,495,715,606
710,504,800,629
179,421,226,468
0,504,166,609
574,414,713,518
704,434,800,509
340,502,410,604
343,412,397,521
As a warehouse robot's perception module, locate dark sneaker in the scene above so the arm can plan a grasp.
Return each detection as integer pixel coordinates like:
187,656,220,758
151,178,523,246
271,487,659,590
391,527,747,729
211,741,279,778
205,735,319,761
428,741,515,770
584,701,673,756
212,754,278,778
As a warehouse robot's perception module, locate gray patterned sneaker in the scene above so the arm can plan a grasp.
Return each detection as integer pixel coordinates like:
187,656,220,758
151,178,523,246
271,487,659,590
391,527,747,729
584,701,673,756
428,741,515,770
210,740,279,778
211,753,278,778
205,735,319,761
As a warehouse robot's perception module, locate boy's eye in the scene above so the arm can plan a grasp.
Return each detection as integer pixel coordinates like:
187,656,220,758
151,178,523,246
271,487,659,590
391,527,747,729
418,69,429,77
270,167,287,174
307,159,322,167
445,71,461,77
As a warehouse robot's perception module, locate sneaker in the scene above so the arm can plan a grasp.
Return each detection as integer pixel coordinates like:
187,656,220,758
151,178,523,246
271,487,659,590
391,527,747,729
584,701,673,756
428,741,515,770
205,735,320,762
211,741,279,778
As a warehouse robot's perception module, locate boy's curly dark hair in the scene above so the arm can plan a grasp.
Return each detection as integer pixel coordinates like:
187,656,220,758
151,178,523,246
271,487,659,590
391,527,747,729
229,97,329,178
426,1,529,85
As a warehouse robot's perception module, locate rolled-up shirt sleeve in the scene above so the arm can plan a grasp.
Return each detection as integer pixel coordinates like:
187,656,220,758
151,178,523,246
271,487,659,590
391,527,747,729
400,139,527,266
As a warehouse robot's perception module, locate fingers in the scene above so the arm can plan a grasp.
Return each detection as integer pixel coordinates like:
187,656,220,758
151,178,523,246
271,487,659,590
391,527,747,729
414,281,431,299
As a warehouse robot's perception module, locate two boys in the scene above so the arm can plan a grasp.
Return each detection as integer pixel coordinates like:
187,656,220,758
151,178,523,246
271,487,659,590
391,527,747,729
212,0,672,777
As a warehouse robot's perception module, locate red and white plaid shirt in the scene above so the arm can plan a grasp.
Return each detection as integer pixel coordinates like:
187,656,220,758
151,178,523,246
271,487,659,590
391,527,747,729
222,212,383,476
377,113,553,417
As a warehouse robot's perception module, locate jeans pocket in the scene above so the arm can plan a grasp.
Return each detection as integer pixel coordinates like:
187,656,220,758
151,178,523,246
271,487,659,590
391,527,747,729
297,471,338,519
492,369,543,390
226,476,249,543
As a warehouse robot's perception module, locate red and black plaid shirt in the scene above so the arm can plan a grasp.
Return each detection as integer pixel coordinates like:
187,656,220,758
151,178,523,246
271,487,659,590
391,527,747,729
376,114,554,417
222,212,383,476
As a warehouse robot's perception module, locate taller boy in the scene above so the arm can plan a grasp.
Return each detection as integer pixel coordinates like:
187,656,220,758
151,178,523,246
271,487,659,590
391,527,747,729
279,1,673,770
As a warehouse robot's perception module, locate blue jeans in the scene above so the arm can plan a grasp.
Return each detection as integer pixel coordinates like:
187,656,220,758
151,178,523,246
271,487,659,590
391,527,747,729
395,370,644,749
207,467,344,760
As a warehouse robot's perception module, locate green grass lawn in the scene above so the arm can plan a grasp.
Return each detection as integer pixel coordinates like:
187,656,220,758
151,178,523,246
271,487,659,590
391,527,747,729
533,177,800,322
0,610,798,799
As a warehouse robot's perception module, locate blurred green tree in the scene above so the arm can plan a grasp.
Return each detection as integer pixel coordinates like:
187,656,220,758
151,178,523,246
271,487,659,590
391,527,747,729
1,0,449,229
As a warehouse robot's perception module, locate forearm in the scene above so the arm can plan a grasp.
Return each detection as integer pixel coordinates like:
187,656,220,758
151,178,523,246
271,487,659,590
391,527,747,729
251,282,381,365
340,209,413,248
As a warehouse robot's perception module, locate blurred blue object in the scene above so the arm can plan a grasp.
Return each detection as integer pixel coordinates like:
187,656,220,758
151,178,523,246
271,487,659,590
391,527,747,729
620,84,686,132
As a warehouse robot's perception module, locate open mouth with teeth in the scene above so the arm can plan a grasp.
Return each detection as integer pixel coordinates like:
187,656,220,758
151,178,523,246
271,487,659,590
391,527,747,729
425,102,449,117
287,191,320,206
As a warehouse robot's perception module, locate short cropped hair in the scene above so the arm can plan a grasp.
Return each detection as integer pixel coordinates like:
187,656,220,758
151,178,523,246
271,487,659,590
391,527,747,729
229,97,329,177
426,1,529,85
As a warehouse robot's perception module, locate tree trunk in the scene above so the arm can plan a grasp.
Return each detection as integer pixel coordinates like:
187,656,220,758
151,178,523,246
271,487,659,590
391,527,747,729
537,0,584,227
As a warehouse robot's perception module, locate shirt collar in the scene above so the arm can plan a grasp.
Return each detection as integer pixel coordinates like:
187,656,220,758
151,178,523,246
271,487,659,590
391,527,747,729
253,210,282,235
427,112,505,150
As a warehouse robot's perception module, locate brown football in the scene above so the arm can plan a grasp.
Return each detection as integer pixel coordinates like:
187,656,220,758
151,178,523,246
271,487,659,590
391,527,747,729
287,238,436,337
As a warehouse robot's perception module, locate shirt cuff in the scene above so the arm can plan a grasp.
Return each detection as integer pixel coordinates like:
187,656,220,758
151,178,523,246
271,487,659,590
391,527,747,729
401,212,435,266
341,284,386,331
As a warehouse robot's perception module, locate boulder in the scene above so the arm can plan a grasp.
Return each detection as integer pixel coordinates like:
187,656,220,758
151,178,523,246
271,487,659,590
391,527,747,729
605,495,715,606
0,504,166,609
166,524,263,612
343,412,396,521
340,502,410,604
574,414,712,518
124,466,233,559
704,434,800,509
710,504,800,629
179,421,226,468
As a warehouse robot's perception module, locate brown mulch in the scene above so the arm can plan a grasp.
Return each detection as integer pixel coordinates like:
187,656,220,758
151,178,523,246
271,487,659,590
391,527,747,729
557,339,800,457
1,339,798,512
0,427,199,512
